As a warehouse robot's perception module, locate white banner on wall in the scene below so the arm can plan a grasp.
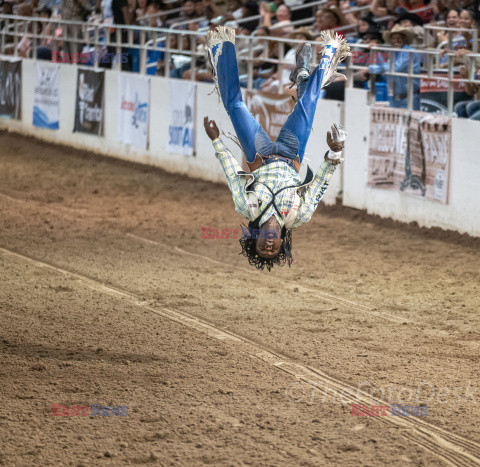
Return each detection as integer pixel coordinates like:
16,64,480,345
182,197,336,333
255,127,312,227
167,80,195,156
33,63,60,130
118,74,150,149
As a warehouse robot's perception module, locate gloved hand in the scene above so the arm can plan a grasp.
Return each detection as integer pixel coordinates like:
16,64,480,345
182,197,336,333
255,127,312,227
326,123,346,163
327,123,346,152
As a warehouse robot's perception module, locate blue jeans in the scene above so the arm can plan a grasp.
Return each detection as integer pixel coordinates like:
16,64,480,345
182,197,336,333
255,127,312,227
390,94,420,111
214,41,331,164
455,100,480,120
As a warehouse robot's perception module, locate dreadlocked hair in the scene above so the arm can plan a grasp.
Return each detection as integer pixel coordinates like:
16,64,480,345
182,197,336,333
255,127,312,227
238,220,293,271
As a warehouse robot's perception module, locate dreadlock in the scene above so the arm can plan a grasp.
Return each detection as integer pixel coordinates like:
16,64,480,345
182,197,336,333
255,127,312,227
238,219,293,271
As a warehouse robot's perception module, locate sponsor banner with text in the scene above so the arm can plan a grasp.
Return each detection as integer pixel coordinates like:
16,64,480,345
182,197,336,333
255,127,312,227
0,59,22,119
167,80,195,156
368,107,451,204
73,68,104,136
33,62,59,130
118,74,149,149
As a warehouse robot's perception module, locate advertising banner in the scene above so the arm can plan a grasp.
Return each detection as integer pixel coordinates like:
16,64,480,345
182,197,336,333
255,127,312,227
245,90,294,140
167,80,195,156
118,74,149,149
33,62,60,130
368,107,451,204
74,68,104,136
0,59,22,120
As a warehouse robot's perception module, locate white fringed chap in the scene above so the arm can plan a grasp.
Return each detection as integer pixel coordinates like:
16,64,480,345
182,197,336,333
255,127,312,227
315,30,351,89
206,26,236,104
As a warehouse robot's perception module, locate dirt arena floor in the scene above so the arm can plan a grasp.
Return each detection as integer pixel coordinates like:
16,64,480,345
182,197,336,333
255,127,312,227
1,131,480,466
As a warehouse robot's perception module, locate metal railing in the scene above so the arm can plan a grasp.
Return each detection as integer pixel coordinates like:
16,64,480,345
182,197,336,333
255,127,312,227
1,14,479,115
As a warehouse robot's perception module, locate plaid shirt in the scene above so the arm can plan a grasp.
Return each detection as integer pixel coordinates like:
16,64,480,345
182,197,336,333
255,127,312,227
213,138,339,229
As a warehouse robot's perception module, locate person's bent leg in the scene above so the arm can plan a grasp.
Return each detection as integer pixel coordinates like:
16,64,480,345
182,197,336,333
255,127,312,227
212,40,271,162
277,42,346,163
454,100,469,118
466,101,480,118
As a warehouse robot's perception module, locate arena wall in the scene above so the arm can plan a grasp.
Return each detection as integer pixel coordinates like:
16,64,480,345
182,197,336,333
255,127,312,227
1,58,478,235
0,58,342,205
343,88,480,237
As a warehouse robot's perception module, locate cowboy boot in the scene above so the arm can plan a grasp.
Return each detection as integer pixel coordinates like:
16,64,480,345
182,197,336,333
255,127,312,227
289,42,312,86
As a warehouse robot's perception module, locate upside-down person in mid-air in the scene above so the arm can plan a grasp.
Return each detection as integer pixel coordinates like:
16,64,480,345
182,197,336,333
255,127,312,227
204,26,350,271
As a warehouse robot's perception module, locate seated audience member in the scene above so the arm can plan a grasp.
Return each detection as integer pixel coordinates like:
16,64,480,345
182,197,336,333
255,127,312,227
364,25,421,109
369,0,402,18
240,0,260,32
454,65,480,120
177,0,198,23
435,9,472,65
393,8,425,46
434,0,473,20
255,39,292,92
434,8,463,44
141,0,165,26
223,0,243,20
312,6,347,36
338,0,363,26
35,5,55,59
135,0,148,23
402,0,434,23
260,2,294,37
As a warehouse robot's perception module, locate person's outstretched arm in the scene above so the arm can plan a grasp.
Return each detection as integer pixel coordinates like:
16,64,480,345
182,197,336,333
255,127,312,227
293,123,346,228
204,117,252,220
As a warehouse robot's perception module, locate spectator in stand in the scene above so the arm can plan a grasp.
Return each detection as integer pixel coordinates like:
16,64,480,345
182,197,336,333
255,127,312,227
393,8,425,46
240,0,260,32
238,25,274,88
402,0,434,23
178,0,197,22
1,0,14,28
35,5,55,60
312,6,346,36
370,0,402,19
141,0,166,27
459,7,476,27
260,2,294,37
201,0,220,27
454,64,480,119
110,0,135,70
360,25,421,109
357,13,379,36
434,7,472,66
225,0,243,20
135,0,148,22
338,0,362,26
61,0,92,55
15,3,33,57
256,39,292,92
433,0,473,20
434,8,462,44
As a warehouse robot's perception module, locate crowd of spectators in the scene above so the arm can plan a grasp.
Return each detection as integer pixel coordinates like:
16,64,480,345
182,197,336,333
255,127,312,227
1,0,480,116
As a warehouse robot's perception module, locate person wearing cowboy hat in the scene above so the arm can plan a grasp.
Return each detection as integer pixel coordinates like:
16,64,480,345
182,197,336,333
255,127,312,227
393,8,425,46
365,24,421,109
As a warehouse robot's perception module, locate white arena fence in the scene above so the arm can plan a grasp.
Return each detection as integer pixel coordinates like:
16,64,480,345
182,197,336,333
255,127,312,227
0,17,478,236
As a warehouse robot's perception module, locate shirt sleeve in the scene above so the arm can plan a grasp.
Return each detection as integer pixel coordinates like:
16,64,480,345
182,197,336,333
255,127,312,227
292,159,338,228
212,138,252,220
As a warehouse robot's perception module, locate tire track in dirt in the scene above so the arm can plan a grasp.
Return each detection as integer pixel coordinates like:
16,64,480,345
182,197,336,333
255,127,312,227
1,245,479,467
126,232,416,325
0,191,414,325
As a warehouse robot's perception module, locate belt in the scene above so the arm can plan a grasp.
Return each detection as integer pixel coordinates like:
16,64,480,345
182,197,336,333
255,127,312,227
246,153,301,173
261,155,297,171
